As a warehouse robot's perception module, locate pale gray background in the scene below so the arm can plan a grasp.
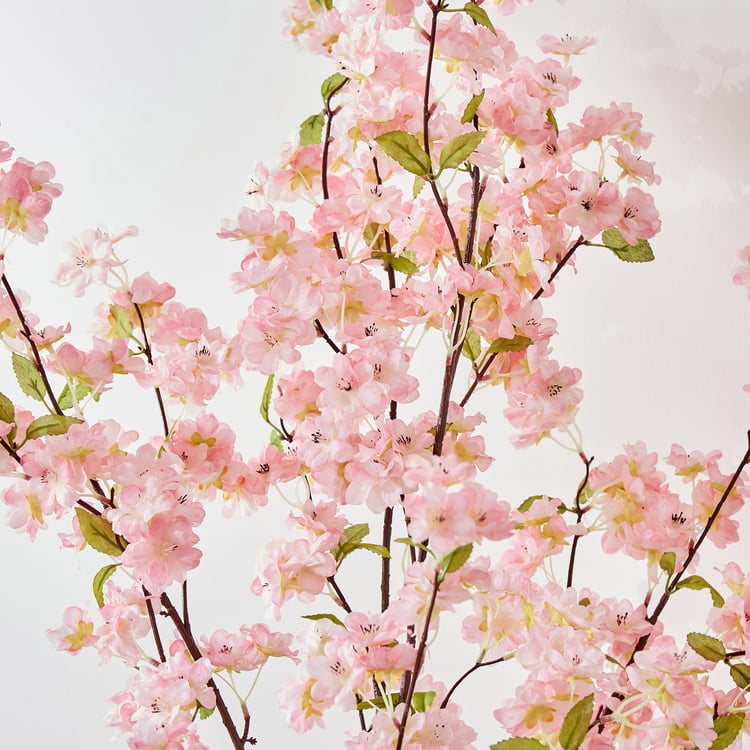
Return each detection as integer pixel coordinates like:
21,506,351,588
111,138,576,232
1,1,749,747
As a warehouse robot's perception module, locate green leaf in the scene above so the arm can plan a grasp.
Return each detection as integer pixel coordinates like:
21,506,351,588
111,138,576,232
686,632,726,663
0,391,15,424
659,551,676,578
490,740,550,750
559,693,594,750
356,543,391,558
462,2,496,34
371,250,419,276
92,563,120,608
546,108,559,135
461,89,485,125
311,0,334,8
302,613,345,627
75,508,123,557
439,131,485,171
729,662,750,689
196,701,215,721
109,304,134,339
269,429,283,449
57,382,96,411
12,353,46,402
411,691,436,713
300,113,325,147
260,374,274,425
487,334,533,354
357,693,401,711
461,328,482,363
321,72,348,102
375,131,432,177
25,414,83,442
344,523,370,544
413,175,426,199
601,228,655,263
675,575,725,607
517,494,545,513
709,713,744,750
441,543,473,577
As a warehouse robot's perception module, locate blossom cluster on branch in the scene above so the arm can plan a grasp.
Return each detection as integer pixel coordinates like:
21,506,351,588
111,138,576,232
1,1,749,749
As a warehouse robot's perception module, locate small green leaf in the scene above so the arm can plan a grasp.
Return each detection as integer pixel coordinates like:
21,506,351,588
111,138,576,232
394,537,433,556
546,108,559,135
57,382,96,411
109,304,134,339
675,575,725,607
559,693,594,750
302,613,345,627
461,328,482,364
269,429,283,449
375,131,432,177
709,713,744,750
371,250,419,276
12,353,46,402
260,374,274,425
729,662,750,689
487,334,533,354
439,131,485,171
686,632,726,663
196,701,215,721
75,508,123,557
659,551,675,578
357,693,401,711
25,414,83,442
344,523,369,544
413,175,426,199
490,740,550,750
321,72,348,102
411,691,436,713
517,494,545,513
356,543,391,558
441,543,473,577
462,2,496,34
300,113,325,146
601,228,655,263
0,391,15,424
461,89,485,124
92,563,120,608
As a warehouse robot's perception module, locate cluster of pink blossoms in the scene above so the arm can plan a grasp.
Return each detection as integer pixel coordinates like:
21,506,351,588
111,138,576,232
1,1,749,749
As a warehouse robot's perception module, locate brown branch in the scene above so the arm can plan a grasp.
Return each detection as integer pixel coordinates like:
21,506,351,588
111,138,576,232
566,453,594,588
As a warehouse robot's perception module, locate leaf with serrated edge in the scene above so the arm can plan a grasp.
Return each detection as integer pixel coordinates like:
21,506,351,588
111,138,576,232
57,382,94,411
709,714,744,750
517,494,545,513
0,391,14,423
559,694,594,750
461,89,485,124
371,251,419,276
321,72,348,102
490,739,550,750
12,353,46,402
686,632,726,662
25,415,83,442
302,613,345,627
260,374,274,424
461,328,481,363
93,563,120,608
439,131,485,171
75,508,123,557
729,663,750,689
300,113,324,146
602,228,654,262
356,543,391,558
462,2,496,34
344,523,369,544
487,334,533,354
375,131,431,177
676,575,725,607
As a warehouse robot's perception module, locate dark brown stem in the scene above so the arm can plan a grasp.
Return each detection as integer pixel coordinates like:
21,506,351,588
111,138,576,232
460,235,586,408
327,575,353,613
566,453,594,588
2,272,62,414
322,81,347,262
313,318,342,354
440,654,508,709
182,579,190,630
133,301,169,438
395,569,441,750
143,587,166,663
381,506,394,613
160,592,244,749
625,431,750,665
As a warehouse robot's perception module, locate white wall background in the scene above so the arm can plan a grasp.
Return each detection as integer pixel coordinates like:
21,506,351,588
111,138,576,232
1,1,749,747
